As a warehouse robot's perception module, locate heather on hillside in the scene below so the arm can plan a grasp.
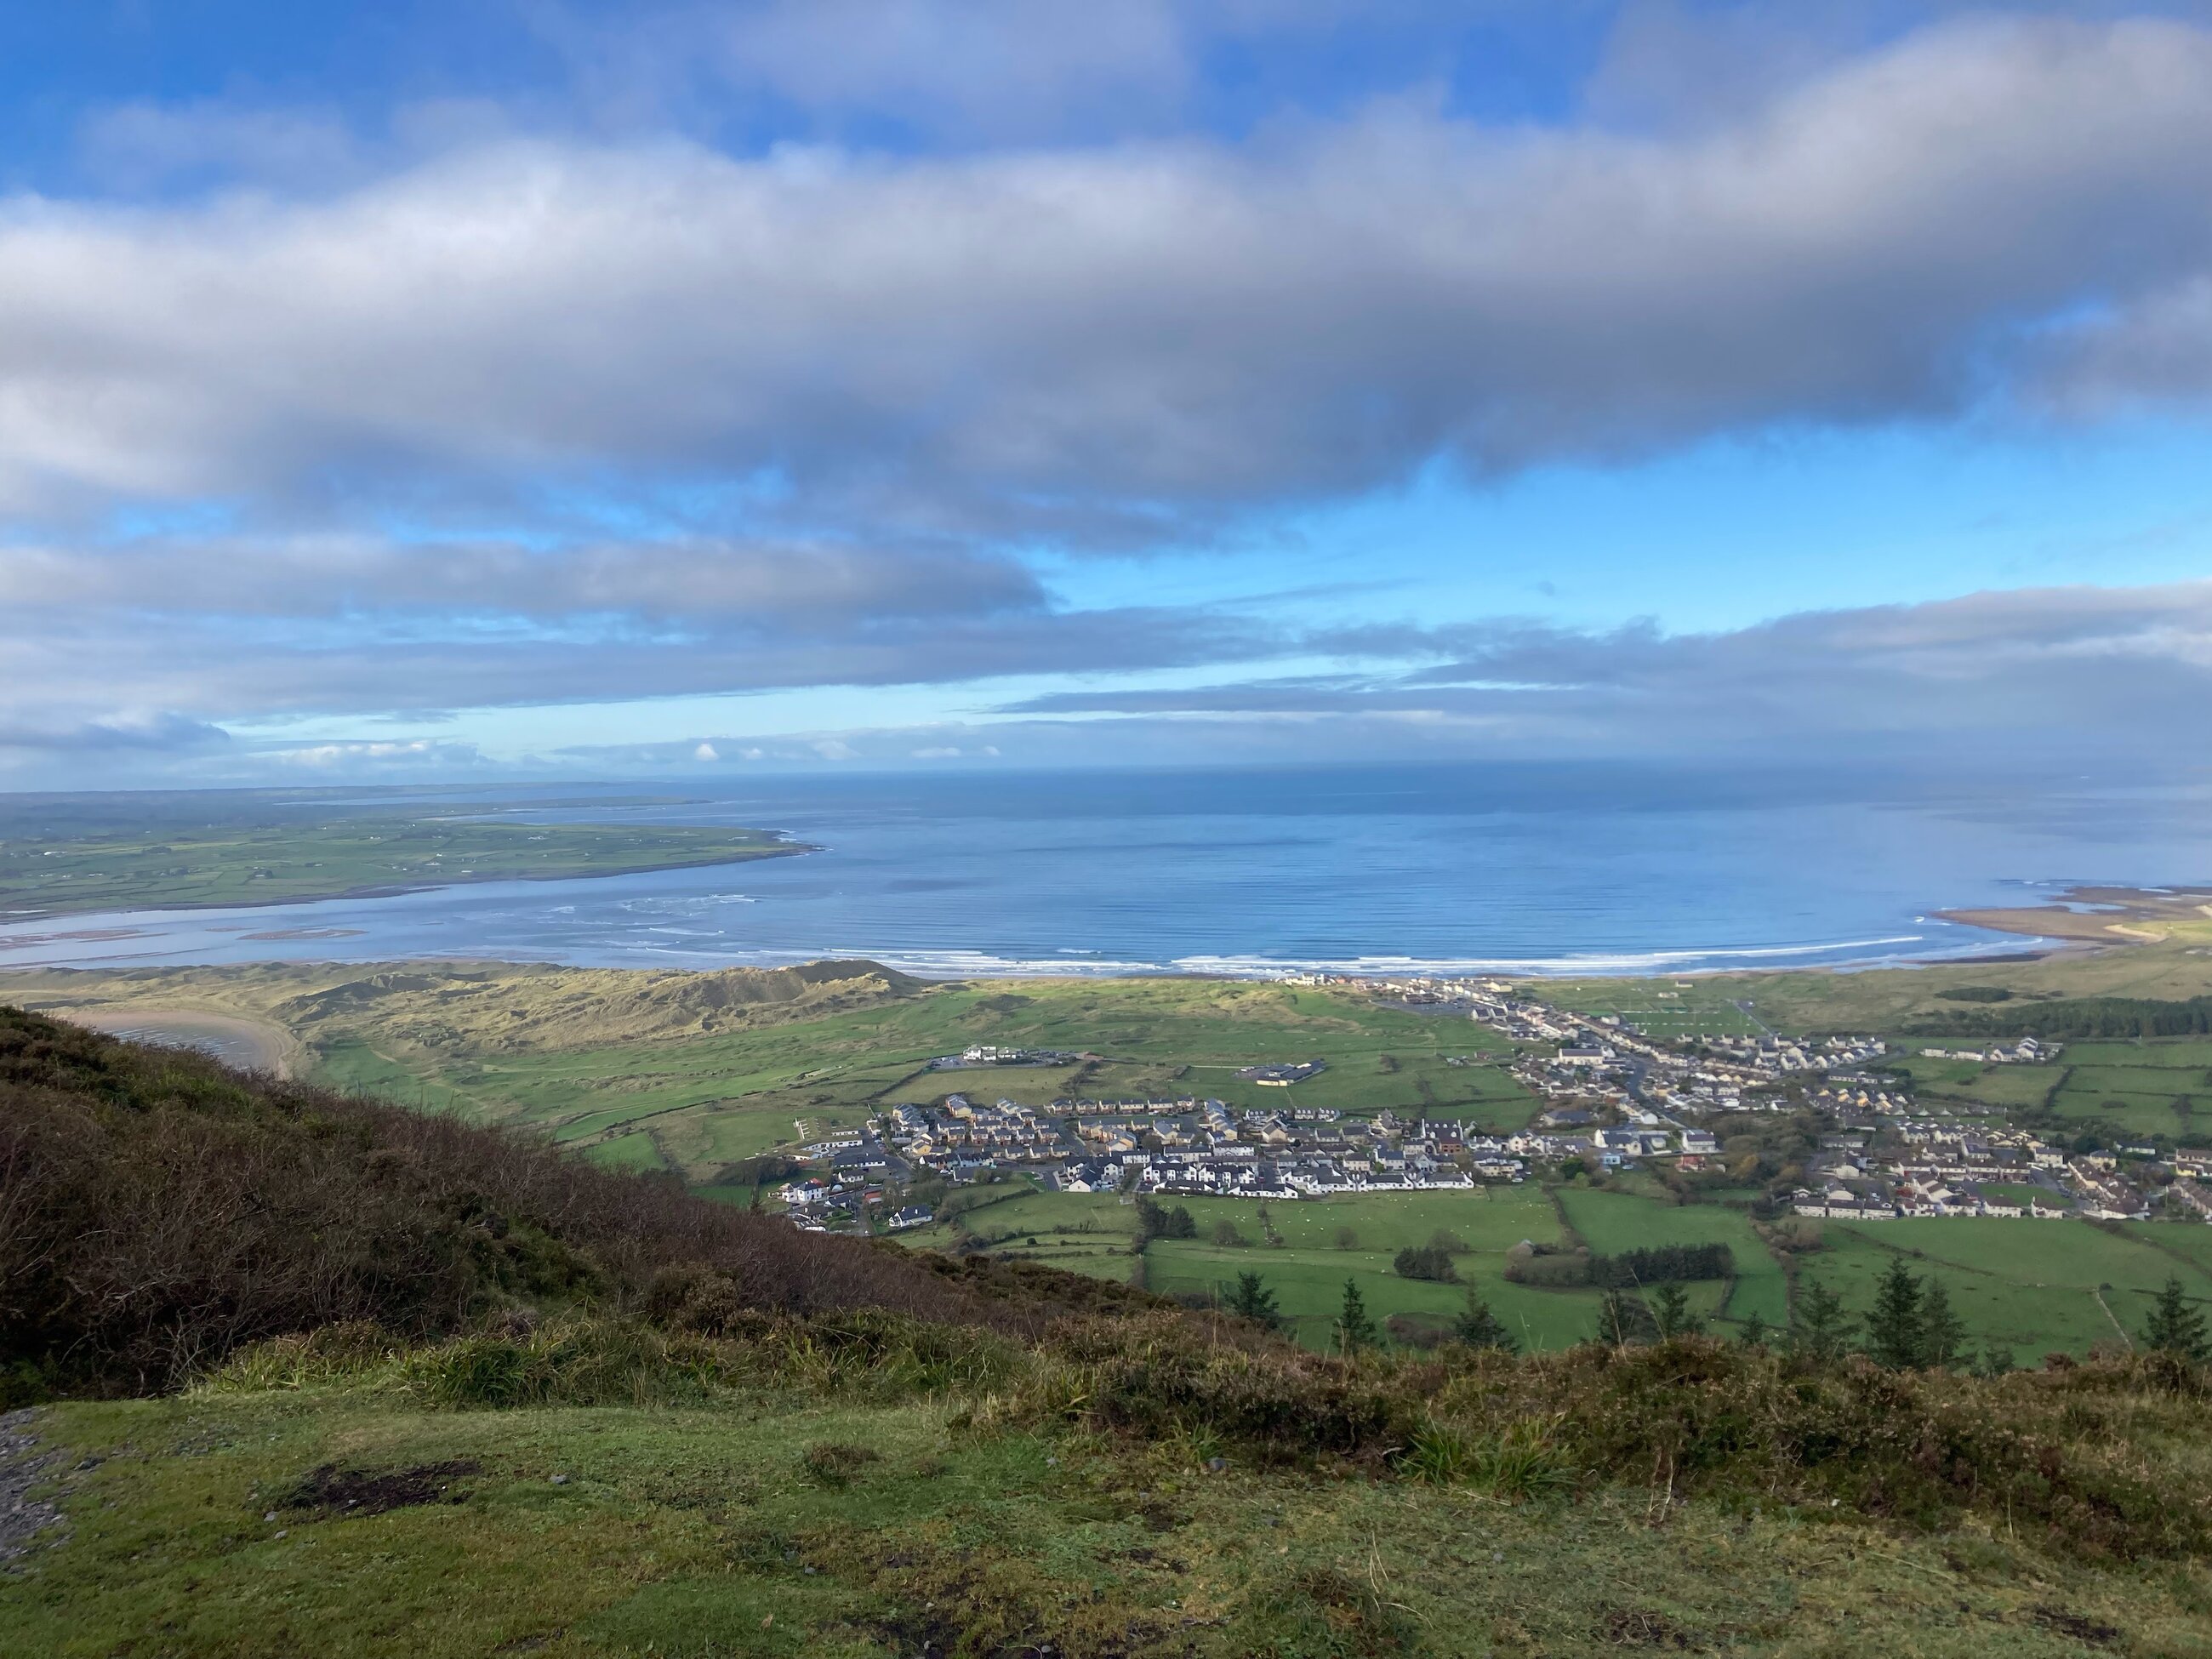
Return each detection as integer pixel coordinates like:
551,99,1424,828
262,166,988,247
0,1008,1120,1399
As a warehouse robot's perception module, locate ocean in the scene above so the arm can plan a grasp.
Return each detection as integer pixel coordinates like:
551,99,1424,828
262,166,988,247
2,763,2206,978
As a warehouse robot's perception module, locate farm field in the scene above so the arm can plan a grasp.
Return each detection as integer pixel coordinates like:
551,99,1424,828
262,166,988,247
909,1179,2212,1360
908,1182,1770,1354
892,1184,1141,1283
1884,1058,2058,1111
1539,979,1765,1040
10,963,1541,1182
2042,1040,2212,1141
1810,1218,2212,1358
20,953,2212,1360
1554,1186,1790,1329
1143,1237,1643,1353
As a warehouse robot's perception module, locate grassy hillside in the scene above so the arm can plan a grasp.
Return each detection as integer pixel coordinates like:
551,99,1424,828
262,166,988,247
0,1006,1131,1399
9,1012,2212,1656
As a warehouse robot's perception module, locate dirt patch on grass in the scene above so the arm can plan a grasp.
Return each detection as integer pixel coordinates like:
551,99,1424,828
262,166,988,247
2032,1606,2122,1646
0,1409,67,1571
800,1442,881,1488
1600,1608,1708,1649
281,1459,482,1519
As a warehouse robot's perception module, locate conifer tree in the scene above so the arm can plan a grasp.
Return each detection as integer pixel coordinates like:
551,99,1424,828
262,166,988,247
1787,1279,1856,1362
1453,1288,1517,1352
1595,1287,1656,1347
1736,1311,1770,1348
1865,1257,1927,1370
1920,1279,1967,1369
1971,1345,2016,1378
2142,1276,2209,1361
1651,1281,1702,1338
1334,1279,1378,1354
1224,1271,1281,1331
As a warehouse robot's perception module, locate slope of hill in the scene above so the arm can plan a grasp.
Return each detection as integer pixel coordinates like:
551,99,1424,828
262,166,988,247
6,1012,2212,1655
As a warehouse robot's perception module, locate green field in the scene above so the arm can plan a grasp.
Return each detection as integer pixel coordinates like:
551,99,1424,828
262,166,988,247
26,955,2212,1360
0,793,797,919
912,1186,2212,1359
1885,1058,2061,1111
1539,980,1765,1040
1979,1182,2069,1211
1555,1186,1790,1328
1143,1182,1599,1352
907,1182,1794,1354
281,976,1542,1176
4,964,1541,1186
2043,1040,2212,1141
1805,1218,2212,1358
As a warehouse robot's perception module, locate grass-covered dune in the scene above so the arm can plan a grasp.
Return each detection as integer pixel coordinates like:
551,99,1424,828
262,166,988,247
9,1011,2212,1656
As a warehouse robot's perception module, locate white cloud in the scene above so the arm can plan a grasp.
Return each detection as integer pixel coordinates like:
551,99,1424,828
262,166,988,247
3,17,2209,534
267,738,485,769
693,741,721,761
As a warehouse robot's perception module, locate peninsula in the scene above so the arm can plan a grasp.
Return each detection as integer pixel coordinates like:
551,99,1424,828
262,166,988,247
0,790,805,921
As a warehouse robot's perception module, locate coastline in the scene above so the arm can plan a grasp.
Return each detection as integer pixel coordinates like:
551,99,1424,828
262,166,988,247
45,1006,301,1077
0,841,812,928
1935,883,2212,949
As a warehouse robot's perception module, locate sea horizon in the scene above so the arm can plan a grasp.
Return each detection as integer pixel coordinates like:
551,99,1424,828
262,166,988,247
3,763,2202,980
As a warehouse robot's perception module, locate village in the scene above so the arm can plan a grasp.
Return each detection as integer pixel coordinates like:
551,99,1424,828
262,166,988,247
777,974,2209,1234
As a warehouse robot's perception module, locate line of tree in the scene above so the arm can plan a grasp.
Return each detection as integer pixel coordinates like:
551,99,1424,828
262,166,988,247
1221,1262,2209,1369
1504,1241,1735,1289
1588,1243,1734,1289
1901,994,2212,1041
1134,1195,1197,1242
1392,1243,1460,1283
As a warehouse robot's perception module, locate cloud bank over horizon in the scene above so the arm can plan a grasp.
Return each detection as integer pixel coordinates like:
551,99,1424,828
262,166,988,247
2,3,2210,786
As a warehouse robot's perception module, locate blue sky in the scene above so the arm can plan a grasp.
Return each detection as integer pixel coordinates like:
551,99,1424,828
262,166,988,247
2,1,2210,787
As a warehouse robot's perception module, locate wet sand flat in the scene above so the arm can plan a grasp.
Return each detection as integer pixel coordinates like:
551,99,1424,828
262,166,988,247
56,1009,298,1078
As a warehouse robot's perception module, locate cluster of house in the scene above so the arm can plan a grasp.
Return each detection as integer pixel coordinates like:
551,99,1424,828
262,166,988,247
1236,1059,1328,1086
927,1044,1087,1070
874,1094,1525,1197
769,969,2175,1234
1806,1085,1917,1117
1787,1120,2207,1221
1917,1038,2055,1064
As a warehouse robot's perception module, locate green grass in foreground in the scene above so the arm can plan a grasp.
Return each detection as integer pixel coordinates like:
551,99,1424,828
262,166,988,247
11,1378,2212,1659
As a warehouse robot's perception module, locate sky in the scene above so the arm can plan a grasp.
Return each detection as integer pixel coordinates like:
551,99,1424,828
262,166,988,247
3,0,2212,789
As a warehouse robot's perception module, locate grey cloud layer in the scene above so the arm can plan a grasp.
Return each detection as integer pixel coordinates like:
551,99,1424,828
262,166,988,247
0,536,1040,623
557,577,2212,775
5,16,2212,531
1008,583,2212,762
0,540,1283,743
